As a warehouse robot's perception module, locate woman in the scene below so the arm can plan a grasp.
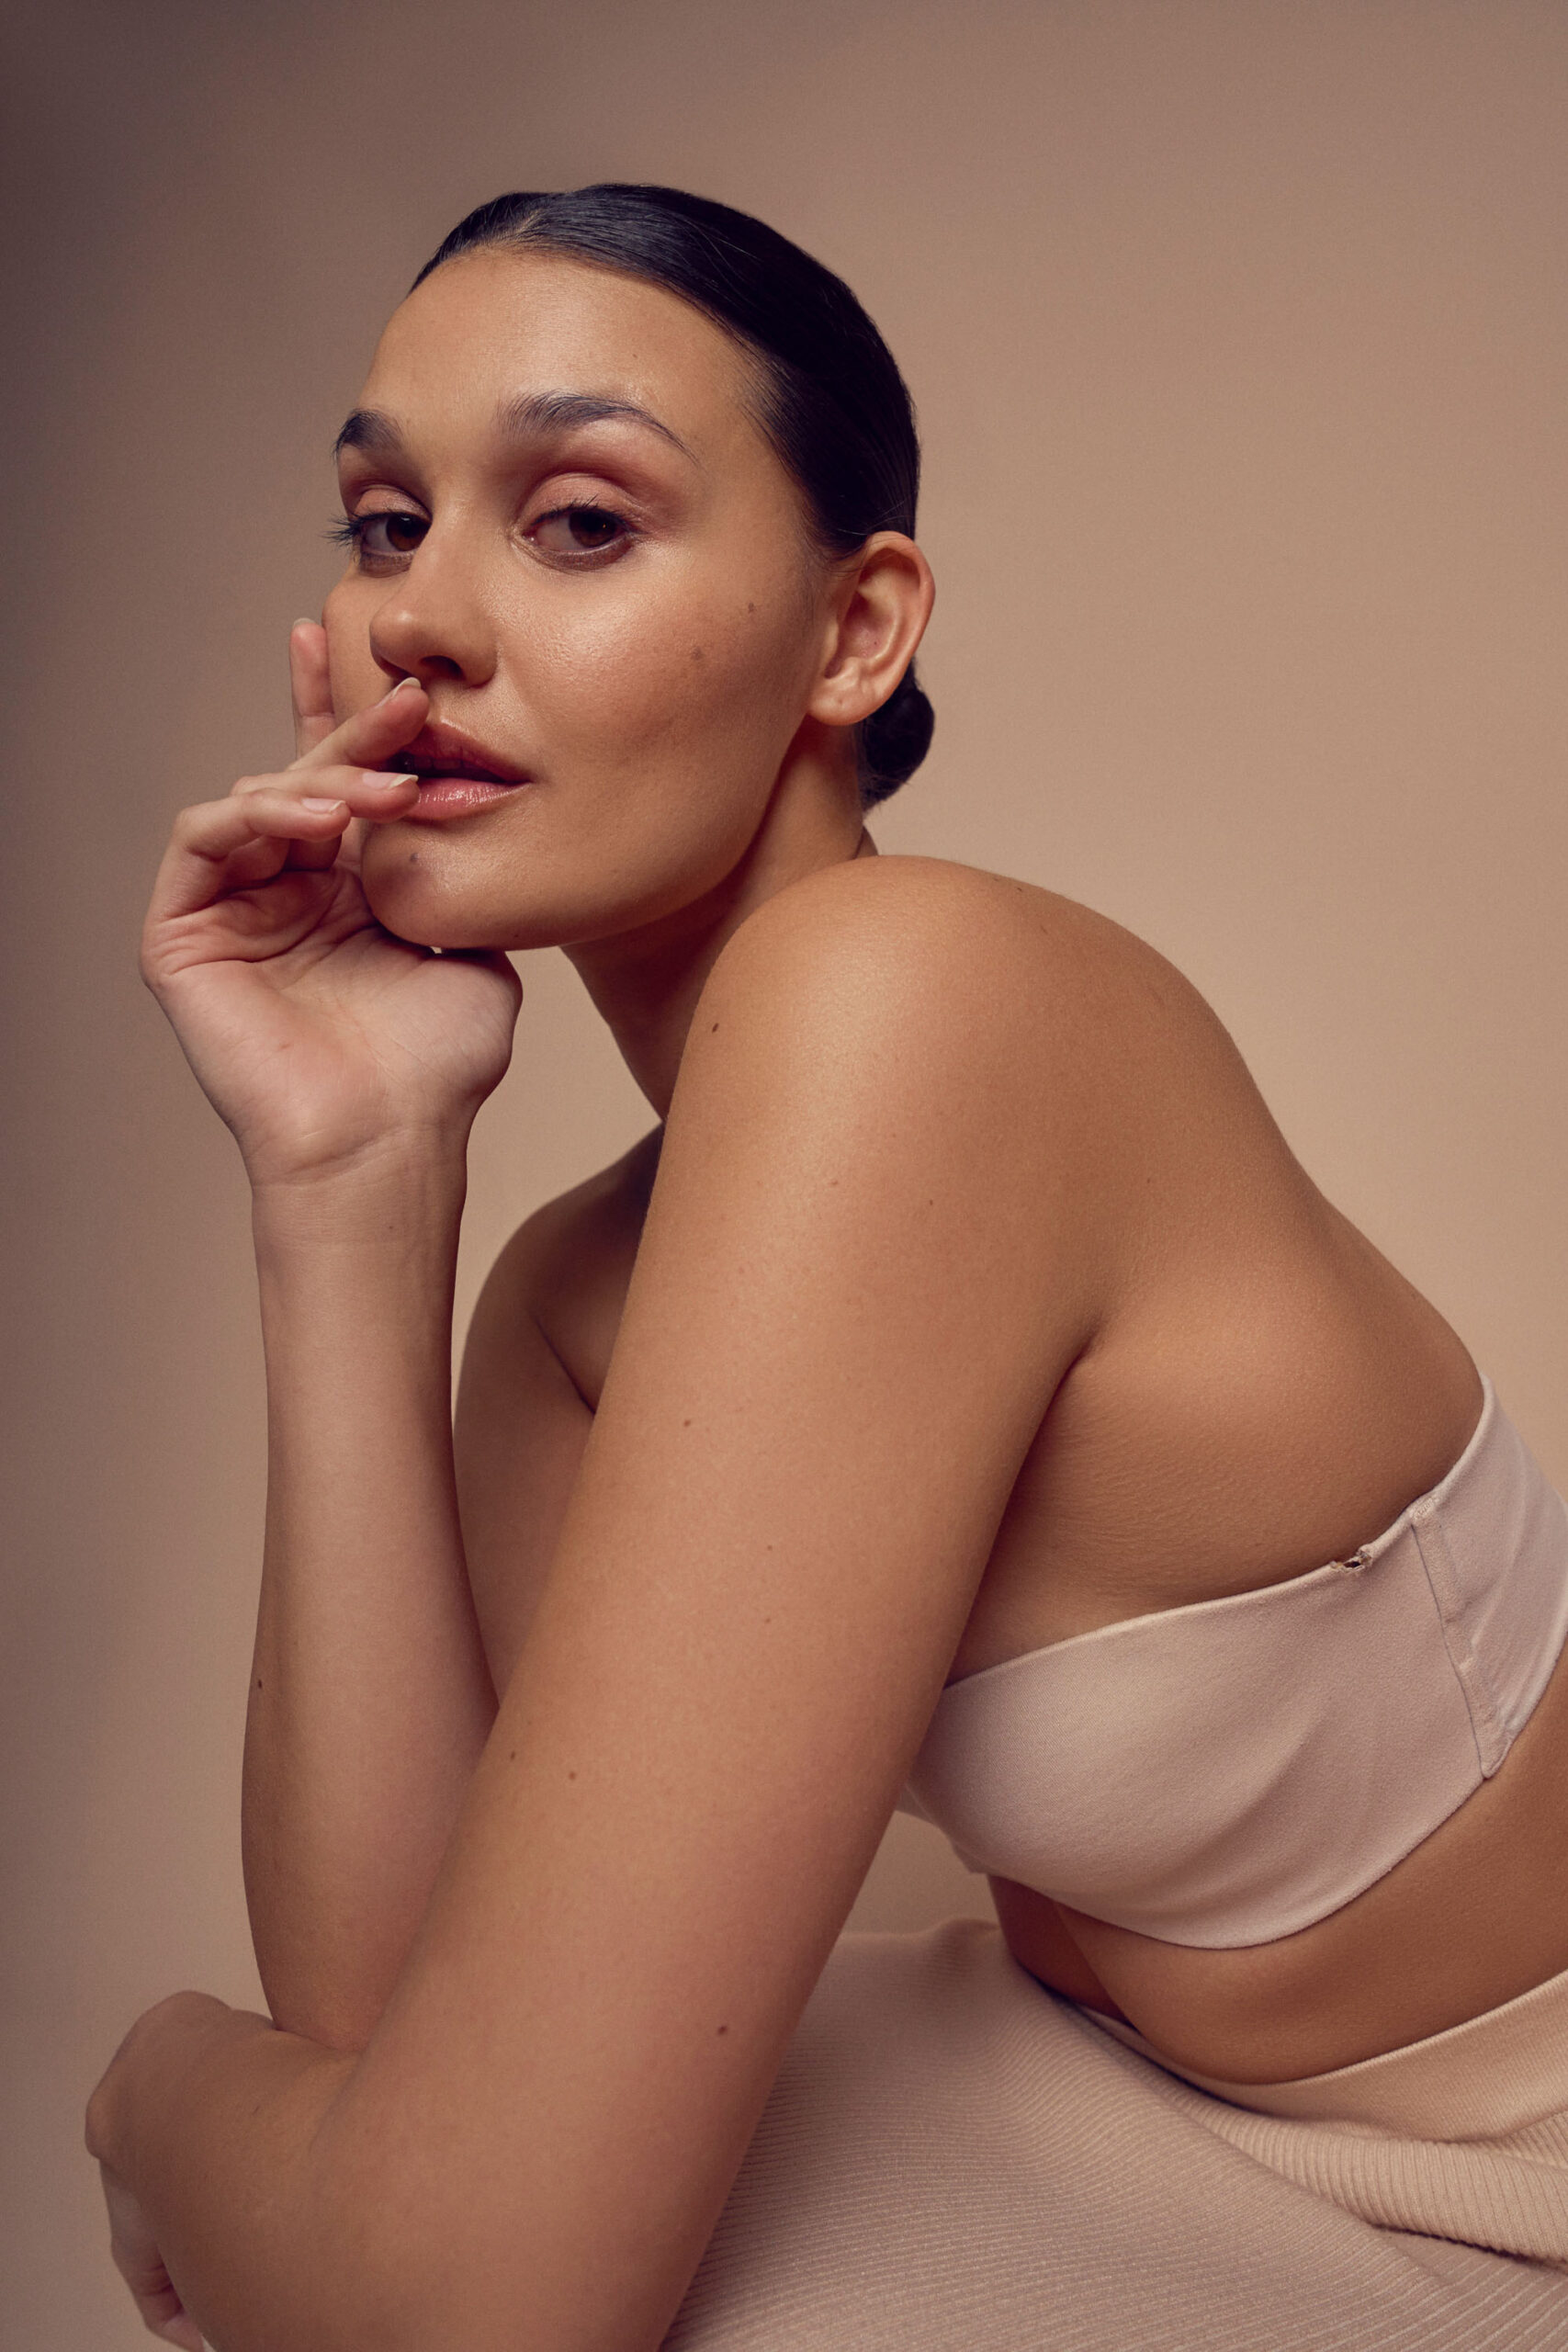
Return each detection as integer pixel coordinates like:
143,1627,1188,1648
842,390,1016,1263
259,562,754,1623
88,186,1568,2349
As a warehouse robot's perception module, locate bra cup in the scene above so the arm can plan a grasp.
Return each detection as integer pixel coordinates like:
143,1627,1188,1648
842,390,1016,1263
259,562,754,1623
902,1379,1568,1949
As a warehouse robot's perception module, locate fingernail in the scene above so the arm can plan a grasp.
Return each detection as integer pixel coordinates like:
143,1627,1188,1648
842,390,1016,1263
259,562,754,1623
300,797,344,813
379,675,422,701
366,771,418,791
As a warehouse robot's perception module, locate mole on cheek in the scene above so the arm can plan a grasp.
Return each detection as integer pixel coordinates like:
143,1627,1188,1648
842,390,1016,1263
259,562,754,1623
691,646,705,662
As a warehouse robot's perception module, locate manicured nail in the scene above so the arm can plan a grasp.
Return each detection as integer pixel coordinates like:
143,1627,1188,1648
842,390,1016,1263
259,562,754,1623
365,771,419,790
300,797,344,813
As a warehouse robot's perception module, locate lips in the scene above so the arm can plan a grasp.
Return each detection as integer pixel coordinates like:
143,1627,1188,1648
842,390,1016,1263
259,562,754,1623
394,722,527,786
388,721,529,821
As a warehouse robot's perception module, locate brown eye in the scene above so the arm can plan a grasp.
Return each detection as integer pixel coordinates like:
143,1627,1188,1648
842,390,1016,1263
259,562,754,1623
328,510,429,566
531,504,632,560
355,511,427,560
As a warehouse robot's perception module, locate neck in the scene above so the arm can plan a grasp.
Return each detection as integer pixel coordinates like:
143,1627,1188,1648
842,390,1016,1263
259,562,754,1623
564,732,874,1117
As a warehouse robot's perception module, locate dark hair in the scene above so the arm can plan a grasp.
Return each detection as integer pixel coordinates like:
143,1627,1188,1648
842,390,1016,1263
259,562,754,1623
413,185,932,807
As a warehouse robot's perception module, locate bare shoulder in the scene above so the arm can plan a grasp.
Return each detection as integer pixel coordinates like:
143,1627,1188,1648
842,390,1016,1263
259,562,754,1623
695,854,1261,1147
722,850,1095,961
715,854,1225,1030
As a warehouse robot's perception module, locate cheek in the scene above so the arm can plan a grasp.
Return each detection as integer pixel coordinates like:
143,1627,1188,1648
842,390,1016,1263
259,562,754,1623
525,563,814,781
354,547,822,951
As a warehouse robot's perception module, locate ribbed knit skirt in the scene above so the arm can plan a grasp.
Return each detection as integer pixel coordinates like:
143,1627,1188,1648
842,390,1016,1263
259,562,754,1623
664,1920,1568,2349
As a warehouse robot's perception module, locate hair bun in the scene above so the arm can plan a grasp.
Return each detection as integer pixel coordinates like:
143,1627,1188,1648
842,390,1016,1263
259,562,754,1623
859,664,934,807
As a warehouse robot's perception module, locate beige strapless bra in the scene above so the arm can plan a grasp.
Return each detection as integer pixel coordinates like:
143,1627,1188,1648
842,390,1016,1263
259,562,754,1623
900,1377,1568,1947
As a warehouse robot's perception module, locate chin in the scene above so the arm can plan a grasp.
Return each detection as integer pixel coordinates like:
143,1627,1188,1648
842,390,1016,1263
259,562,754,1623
358,831,518,950
360,805,760,956
360,832,628,955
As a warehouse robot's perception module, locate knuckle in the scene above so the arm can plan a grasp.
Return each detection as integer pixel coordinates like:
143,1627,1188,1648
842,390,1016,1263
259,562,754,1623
172,798,227,844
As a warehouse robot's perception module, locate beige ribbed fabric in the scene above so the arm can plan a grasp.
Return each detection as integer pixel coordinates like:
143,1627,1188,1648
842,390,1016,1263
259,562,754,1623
665,1922,1568,2349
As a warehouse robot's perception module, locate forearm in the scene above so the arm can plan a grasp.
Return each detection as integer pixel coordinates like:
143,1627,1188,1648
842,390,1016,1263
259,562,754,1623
244,1146,496,2047
94,1996,366,2352
92,1993,557,2352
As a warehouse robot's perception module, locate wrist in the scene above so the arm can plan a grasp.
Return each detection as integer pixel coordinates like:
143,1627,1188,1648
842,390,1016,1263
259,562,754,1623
250,1146,468,1387
251,1134,469,1250
249,1118,470,1193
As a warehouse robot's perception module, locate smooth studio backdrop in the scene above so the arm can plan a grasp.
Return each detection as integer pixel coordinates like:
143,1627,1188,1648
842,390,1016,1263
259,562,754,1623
6,3,1568,2339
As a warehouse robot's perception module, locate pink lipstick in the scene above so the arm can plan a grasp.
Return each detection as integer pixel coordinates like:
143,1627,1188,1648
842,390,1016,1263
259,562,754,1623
404,775,523,819
387,721,529,823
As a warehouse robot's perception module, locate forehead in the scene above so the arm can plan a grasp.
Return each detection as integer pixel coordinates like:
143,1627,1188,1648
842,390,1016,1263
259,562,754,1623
358,247,763,465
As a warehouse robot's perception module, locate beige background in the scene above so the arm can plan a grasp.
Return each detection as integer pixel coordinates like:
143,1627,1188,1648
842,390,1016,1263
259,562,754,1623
6,0,1568,2336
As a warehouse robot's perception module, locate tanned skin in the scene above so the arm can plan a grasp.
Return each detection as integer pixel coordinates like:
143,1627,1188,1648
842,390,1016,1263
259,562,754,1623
87,246,1568,2352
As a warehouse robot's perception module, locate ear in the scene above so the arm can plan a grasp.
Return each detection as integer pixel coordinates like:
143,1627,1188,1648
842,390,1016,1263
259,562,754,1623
807,533,934,732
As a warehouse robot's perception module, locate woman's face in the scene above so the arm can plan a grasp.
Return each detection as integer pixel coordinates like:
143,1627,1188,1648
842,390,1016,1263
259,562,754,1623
325,246,849,953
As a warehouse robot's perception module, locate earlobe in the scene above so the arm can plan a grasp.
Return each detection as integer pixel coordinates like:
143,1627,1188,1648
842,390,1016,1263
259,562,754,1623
809,533,934,731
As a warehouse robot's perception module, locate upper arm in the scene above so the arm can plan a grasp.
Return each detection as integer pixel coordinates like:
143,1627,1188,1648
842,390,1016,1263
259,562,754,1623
319,866,1109,2351
455,1214,592,1695
455,1152,651,1691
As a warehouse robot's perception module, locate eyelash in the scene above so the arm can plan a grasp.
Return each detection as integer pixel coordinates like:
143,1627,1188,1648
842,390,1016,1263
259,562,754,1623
325,513,421,561
326,504,637,569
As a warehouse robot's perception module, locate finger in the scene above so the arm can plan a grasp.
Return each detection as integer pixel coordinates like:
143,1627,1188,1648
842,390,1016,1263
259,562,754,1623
117,2256,201,2347
288,672,428,775
260,765,422,882
231,763,422,821
276,777,410,873
280,826,348,874
156,2318,207,2351
271,771,416,873
120,2261,204,2350
100,2165,207,2349
152,772,416,920
147,2291,206,2352
232,766,415,832
289,620,335,761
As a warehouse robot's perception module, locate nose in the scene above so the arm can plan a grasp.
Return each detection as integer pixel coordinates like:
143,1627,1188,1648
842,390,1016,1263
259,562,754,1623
367,526,498,689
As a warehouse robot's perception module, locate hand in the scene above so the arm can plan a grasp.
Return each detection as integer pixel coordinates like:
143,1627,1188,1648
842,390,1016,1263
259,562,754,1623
96,2163,206,2351
86,1993,233,2352
141,624,523,1189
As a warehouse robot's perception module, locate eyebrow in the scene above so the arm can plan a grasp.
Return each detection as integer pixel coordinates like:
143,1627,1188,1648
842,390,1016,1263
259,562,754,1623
333,408,400,460
497,390,692,456
333,390,692,463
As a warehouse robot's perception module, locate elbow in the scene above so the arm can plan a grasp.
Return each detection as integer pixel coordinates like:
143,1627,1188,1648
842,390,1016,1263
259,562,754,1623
255,1952,399,2056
